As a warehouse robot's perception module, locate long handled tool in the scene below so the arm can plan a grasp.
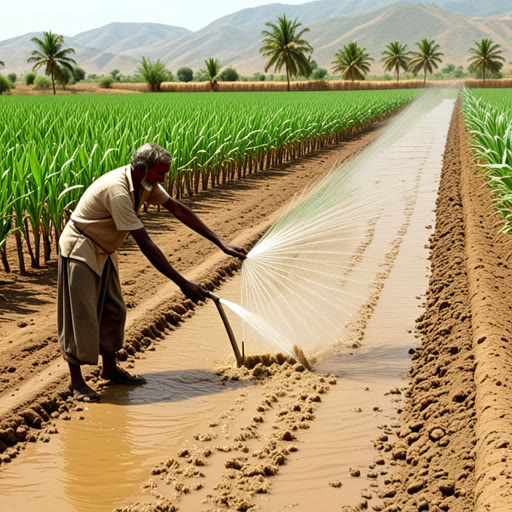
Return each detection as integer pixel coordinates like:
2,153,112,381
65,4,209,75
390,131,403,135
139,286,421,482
207,292,244,367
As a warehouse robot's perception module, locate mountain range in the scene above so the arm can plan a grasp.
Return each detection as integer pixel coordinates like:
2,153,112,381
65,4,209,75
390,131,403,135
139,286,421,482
1,0,511,77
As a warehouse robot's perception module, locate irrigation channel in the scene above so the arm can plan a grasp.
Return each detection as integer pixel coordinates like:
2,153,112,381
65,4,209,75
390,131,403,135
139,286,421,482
0,96,454,511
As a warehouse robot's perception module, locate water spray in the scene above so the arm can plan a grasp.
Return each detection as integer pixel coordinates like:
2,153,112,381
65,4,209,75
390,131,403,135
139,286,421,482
241,90,449,352
207,292,245,367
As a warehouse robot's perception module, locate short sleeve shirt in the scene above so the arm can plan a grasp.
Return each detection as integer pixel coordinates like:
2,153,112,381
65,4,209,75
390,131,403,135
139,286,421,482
59,166,169,276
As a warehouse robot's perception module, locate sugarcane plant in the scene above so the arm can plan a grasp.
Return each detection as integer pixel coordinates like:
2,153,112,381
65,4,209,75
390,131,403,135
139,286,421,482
0,90,419,272
462,88,512,231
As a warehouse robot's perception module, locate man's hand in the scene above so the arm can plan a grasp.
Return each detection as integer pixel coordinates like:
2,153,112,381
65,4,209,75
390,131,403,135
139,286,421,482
163,198,248,260
180,280,207,303
220,241,247,260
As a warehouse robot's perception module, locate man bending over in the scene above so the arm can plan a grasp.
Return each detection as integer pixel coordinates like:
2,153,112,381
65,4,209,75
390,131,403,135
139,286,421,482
58,142,246,402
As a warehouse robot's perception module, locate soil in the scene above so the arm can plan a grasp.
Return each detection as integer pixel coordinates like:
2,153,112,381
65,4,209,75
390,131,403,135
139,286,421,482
1,101,512,512
340,103,512,512
0,119,382,454
9,83,141,95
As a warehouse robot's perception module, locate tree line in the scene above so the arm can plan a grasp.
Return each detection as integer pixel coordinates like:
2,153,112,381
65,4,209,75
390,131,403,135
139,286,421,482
262,15,506,90
0,14,507,95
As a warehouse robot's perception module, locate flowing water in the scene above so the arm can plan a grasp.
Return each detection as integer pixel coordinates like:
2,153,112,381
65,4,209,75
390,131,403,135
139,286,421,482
240,91,448,354
0,97,455,511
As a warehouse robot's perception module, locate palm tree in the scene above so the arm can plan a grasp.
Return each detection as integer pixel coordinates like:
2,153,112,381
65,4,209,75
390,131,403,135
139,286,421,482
138,57,169,92
203,58,221,91
27,31,76,95
0,60,4,67
260,14,313,91
467,39,505,82
331,42,373,81
381,42,410,83
409,38,444,86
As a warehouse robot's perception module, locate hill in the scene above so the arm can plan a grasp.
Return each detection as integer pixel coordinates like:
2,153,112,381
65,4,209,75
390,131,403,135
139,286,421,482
151,2,512,75
1,2,511,77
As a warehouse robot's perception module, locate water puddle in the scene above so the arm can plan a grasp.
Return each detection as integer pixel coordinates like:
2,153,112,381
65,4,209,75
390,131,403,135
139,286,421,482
0,279,251,511
0,99,455,512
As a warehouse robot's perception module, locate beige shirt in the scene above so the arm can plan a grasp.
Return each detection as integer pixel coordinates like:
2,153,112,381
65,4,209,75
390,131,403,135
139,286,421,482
59,165,169,276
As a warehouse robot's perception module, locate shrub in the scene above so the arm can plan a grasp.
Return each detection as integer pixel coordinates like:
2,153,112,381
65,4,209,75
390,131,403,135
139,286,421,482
99,76,114,88
25,72,36,85
219,67,239,82
7,73,16,83
57,67,74,88
252,72,266,81
0,75,12,94
177,66,193,82
193,69,209,82
454,66,465,79
110,69,121,81
33,75,52,90
311,68,327,80
72,66,85,82
471,68,503,80
118,74,145,83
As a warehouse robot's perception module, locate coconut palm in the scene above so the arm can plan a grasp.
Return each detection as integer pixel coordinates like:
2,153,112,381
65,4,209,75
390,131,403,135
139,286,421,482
0,60,4,67
467,39,505,82
381,42,410,83
409,38,444,86
203,58,222,91
27,31,76,95
331,42,373,81
260,14,313,91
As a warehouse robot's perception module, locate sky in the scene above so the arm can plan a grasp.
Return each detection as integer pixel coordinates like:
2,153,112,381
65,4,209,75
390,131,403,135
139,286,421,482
2,0,309,40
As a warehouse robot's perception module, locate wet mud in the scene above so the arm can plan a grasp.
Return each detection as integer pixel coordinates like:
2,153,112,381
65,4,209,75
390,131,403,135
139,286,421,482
113,361,334,512
340,103,512,512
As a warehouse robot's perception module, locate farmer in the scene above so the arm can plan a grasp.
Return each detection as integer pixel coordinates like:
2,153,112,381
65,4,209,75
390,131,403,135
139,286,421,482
58,142,247,402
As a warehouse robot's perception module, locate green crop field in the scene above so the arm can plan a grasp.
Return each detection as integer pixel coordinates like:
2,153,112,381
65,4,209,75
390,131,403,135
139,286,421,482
462,88,512,232
0,90,419,272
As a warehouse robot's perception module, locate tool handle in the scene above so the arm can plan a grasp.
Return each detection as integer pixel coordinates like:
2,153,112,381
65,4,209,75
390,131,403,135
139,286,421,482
208,292,244,367
207,291,221,302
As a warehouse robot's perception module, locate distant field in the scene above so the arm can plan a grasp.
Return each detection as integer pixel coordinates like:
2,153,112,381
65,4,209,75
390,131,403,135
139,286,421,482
470,87,512,107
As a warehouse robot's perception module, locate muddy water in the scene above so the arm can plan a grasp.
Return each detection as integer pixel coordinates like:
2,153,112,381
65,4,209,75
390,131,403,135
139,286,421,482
0,100,454,512
256,99,455,510
0,279,250,511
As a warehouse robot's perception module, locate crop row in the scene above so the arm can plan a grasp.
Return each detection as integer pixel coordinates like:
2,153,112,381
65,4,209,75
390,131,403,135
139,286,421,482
462,88,512,231
0,90,418,273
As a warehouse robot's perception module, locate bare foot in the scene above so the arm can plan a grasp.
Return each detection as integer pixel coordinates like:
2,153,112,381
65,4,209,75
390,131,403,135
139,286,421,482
69,383,101,402
100,366,146,385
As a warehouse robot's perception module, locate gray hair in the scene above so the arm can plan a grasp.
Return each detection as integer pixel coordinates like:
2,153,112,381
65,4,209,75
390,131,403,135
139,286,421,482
131,142,172,172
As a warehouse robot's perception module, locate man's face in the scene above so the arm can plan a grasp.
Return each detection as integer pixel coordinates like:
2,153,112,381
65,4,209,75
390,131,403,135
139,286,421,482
146,161,171,185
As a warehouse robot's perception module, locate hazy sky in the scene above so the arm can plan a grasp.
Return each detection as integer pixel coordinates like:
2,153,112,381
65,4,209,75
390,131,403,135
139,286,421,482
2,0,309,40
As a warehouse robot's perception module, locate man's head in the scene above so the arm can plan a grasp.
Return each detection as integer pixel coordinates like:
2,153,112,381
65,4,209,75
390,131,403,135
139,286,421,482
131,143,172,190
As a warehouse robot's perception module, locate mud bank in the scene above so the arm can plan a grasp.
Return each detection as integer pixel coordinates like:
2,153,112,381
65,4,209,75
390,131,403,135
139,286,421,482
348,104,512,512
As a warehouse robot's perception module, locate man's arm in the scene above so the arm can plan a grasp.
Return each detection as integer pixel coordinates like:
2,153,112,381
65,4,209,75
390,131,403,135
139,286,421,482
162,197,247,260
130,226,206,302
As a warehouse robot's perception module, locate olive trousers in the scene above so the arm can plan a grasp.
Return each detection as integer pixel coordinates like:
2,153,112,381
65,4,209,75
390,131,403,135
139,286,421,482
57,255,126,365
